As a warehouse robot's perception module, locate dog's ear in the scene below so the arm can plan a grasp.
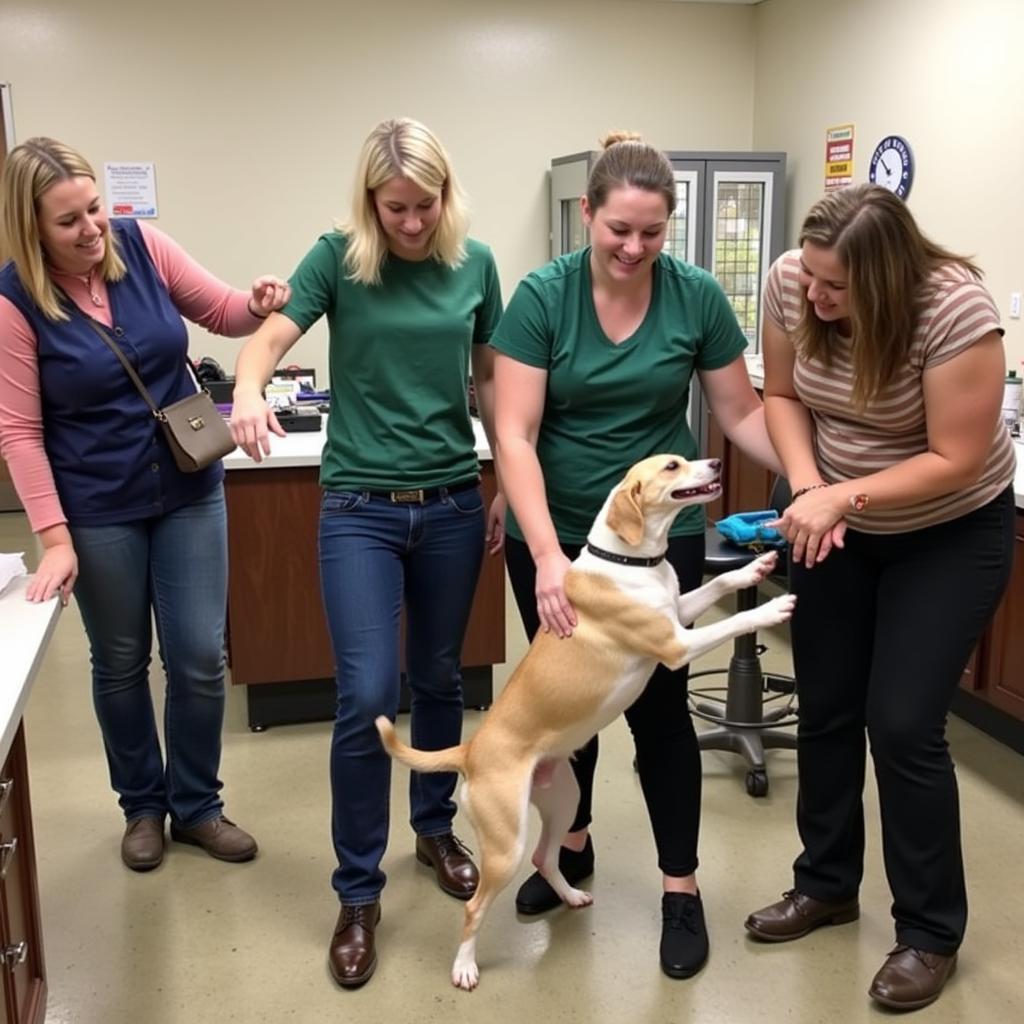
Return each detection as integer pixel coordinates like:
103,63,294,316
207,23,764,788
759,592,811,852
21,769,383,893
607,480,645,546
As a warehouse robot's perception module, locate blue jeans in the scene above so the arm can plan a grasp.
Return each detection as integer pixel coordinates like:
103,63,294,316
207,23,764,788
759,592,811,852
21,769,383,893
319,485,485,903
70,485,227,828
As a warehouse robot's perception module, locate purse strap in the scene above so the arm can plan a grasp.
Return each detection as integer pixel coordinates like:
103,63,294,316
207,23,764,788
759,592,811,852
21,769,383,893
77,314,165,419
59,288,193,423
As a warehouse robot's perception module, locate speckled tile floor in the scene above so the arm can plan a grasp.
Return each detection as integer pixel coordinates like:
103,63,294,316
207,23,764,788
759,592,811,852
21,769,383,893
2,510,1021,1023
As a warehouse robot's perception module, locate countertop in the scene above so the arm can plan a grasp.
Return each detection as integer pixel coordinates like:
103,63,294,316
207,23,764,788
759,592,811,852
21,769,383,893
0,577,61,765
223,417,492,470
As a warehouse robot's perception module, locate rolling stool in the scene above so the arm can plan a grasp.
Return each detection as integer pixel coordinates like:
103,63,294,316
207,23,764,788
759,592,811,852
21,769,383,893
689,480,797,797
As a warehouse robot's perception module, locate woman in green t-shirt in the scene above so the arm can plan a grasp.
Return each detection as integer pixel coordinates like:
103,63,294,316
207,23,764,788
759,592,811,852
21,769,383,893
491,132,781,980
230,118,503,990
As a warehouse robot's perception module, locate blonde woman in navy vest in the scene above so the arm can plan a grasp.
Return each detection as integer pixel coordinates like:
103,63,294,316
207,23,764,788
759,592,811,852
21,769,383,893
0,138,290,872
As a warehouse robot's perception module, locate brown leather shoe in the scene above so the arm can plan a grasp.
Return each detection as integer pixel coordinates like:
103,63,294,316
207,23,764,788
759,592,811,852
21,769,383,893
415,832,479,899
121,816,165,871
869,945,957,1010
170,815,257,862
329,901,381,988
745,889,859,942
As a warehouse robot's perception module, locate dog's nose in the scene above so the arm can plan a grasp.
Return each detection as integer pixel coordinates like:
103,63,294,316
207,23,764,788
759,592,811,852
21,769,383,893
709,459,722,472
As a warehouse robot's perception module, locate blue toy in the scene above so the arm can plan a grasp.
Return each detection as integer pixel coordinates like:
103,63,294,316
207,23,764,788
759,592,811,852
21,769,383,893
715,510,786,550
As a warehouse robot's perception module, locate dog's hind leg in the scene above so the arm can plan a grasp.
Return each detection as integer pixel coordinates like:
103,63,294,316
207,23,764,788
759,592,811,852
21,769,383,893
529,758,594,909
451,771,531,990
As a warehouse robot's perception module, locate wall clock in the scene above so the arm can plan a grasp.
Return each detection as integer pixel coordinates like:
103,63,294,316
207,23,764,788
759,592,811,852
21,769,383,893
868,135,914,199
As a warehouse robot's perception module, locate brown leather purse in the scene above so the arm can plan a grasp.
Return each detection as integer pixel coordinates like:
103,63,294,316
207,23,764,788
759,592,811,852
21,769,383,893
79,315,236,473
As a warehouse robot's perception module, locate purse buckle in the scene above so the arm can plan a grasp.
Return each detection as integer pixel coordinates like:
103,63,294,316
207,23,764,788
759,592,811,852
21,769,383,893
187,416,206,431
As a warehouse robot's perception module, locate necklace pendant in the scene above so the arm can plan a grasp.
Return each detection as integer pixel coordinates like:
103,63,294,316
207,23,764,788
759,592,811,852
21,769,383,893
90,293,104,307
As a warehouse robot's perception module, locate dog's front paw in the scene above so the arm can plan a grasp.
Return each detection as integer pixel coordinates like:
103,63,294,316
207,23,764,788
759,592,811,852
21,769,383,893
451,958,480,991
727,550,778,590
755,593,796,627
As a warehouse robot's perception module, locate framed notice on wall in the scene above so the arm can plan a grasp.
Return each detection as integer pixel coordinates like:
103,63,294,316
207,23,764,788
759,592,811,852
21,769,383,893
104,161,159,218
824,124,854,192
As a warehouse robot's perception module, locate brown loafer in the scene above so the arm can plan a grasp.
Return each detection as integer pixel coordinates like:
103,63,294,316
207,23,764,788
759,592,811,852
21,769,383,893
121,816,165,871
745,889,859,942
170,815,257,862
329,901,381,988
415,832,479,899
869,944,957,1010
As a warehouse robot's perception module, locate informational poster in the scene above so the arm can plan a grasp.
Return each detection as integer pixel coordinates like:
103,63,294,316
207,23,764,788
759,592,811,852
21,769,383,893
104,161,158,218
824,124,854,192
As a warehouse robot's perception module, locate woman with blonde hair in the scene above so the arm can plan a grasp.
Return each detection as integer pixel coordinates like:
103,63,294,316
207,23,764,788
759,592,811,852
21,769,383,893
231,117,503,989
0,137,290,871
492,131,780,979
745,184,1014,1011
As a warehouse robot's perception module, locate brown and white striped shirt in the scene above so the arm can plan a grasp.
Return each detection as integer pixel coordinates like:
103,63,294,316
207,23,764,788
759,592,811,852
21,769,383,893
764,250,1014,533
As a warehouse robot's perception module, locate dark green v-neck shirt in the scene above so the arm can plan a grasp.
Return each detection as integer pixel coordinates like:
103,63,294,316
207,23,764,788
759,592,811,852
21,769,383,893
281,232,502,491
490,248,746,543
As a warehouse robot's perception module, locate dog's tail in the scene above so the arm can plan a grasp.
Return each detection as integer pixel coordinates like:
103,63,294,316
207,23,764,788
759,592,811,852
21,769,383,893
374,716,467,774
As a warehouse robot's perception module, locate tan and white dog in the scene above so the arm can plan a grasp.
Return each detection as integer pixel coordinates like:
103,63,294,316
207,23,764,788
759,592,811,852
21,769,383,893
376,454,795,990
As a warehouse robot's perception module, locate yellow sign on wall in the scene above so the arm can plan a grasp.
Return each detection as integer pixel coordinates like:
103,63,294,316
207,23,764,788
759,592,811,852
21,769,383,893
825,124,854,192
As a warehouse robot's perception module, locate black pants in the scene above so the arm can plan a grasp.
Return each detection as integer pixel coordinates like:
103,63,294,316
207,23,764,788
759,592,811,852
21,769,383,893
789,487,1014,954
504,533,705,877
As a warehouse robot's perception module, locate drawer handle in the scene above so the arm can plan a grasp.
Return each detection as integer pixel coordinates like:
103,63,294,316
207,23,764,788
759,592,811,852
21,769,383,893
0,941,27,968
0,838,16,880
0,779,12,817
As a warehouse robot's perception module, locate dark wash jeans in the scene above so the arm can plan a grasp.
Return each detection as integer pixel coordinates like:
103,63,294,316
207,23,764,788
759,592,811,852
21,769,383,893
318,485,485,904
70,484,227,828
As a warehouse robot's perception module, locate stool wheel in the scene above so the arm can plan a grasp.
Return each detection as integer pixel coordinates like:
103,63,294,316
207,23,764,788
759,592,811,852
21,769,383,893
745,769,769,798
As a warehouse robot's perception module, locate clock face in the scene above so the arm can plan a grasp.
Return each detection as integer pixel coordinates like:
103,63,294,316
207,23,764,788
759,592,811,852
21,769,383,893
869,135,914,199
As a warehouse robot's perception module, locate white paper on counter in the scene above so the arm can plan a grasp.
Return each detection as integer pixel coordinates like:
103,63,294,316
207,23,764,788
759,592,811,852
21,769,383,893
0,552,27,596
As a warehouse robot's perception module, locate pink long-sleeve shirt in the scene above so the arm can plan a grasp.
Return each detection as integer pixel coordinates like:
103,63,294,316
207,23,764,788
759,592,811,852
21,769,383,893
0,221,262,532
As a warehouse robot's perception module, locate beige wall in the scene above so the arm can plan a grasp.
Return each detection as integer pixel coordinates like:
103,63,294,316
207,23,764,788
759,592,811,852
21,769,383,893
0,0,757,382
7,0,1019,372
753,0,1024,364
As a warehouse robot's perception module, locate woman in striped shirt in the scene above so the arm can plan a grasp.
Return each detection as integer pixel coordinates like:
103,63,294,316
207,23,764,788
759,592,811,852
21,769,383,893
744,184,1014,1012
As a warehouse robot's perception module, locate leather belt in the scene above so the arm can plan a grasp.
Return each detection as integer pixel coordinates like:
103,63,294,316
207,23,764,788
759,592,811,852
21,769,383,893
365,478,480,504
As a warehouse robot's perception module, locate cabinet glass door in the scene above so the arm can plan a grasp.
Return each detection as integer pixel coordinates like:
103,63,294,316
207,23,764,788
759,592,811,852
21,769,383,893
666,169,699,265
706,169,774,349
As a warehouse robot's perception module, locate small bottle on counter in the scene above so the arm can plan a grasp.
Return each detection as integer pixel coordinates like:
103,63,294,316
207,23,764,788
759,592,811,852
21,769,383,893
1002,369,1022,437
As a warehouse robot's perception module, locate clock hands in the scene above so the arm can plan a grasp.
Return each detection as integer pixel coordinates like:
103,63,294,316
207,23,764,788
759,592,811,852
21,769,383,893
879,155,893,176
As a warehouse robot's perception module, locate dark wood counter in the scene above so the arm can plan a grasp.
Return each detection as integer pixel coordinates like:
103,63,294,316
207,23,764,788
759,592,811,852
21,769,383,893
224,461,504,729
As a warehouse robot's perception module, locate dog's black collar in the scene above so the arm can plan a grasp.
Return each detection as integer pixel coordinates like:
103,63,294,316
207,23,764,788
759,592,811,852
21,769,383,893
585,542,666,567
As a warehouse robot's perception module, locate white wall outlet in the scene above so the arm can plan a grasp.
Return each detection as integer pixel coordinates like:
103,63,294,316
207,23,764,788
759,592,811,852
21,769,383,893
1011,292,1022,319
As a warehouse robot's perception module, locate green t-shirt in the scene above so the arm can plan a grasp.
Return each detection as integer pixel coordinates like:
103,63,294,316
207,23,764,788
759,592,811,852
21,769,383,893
490,248,747,543
281,233,502,491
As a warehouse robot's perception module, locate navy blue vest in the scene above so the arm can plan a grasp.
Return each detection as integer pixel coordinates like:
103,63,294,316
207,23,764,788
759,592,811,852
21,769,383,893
0,219,223,526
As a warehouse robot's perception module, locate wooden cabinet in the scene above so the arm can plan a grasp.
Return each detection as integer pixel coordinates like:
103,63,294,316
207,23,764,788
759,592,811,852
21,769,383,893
983,521,1024,717
0,726,45,1024
705,411,774,520
223,462,505,727
964,517,1024,720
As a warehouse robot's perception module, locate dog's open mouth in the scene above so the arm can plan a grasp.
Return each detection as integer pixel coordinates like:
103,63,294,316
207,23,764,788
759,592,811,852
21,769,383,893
671,483,721,499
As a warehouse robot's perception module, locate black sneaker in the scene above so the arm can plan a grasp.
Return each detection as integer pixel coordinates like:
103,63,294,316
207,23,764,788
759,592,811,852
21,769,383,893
514,836,595,915
660,892,709,979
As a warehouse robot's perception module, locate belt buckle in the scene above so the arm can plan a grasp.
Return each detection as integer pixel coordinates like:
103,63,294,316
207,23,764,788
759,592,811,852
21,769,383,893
390,489,424,504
